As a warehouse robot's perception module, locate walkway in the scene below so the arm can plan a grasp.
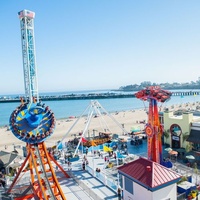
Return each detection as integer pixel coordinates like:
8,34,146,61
56,171,94,200
57,154,119,200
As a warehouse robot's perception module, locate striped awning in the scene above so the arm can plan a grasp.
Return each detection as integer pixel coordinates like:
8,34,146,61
187,129,200,143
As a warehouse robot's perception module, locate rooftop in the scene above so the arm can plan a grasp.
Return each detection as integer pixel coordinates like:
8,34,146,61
118,157,181,191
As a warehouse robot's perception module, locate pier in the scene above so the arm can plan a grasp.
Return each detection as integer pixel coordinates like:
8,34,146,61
0,91,199,103
172,91,200,96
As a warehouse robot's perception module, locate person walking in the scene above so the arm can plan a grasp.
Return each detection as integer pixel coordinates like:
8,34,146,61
117,187,121,200
82,162,86,170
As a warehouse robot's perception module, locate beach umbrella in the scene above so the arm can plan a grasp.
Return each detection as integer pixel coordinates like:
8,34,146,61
165,147,172,152
103,146,112,152
168,150,178,163
117,151,126,158
169,150,178,155
186,155,195,160
57,142,63,150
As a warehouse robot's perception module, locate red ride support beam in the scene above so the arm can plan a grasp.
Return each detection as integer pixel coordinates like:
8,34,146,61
49,154,70,178
147,99,153,160
153,99,159,163
7,152,31,194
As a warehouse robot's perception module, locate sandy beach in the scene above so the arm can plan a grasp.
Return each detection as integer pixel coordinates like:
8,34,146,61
0,109,147,153
0,101,198,155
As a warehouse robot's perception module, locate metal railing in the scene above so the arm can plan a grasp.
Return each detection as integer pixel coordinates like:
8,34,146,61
177,192,186,200
86,165,118,192
68,171,101,200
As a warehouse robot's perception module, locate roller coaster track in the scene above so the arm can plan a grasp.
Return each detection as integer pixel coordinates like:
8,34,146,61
7,142,69,199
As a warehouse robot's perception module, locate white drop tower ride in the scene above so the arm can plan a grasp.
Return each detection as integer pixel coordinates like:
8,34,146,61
18,10,39,103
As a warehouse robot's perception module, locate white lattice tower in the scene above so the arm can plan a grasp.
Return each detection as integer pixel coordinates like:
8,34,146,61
18,10,39,103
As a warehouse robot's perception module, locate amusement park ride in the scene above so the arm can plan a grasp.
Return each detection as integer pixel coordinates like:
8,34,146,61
135,86,172,164
7,10,69,199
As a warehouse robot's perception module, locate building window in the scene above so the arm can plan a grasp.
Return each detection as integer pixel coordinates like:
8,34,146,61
125,177,133,194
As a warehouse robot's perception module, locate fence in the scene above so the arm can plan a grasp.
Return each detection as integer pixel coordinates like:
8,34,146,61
86,165,118,192
177,192,186,200
68,171,102,200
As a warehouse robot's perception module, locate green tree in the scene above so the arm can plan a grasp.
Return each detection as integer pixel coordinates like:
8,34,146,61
182,132,189,143
185,142,193,152
163,129,170,142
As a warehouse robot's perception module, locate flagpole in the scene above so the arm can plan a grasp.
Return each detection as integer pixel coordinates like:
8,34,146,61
116,150,119,187
82,141,83,155
93,156,95,176
91,141,95,176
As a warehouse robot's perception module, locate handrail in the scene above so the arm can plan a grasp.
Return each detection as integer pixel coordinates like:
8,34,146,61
68,171,100,200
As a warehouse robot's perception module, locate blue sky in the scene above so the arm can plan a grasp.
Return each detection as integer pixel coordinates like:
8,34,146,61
0,1,200,94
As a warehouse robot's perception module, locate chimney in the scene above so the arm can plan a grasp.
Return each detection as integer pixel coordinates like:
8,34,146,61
146,166,151,172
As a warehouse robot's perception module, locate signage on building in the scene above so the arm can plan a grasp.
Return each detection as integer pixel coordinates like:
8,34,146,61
172,136,179,141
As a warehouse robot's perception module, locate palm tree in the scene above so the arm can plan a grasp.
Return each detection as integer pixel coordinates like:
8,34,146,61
163,129,170,144
185,142,193,153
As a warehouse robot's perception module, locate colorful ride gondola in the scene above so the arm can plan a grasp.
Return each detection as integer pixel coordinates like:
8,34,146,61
82,132,112,147
9,102,55,144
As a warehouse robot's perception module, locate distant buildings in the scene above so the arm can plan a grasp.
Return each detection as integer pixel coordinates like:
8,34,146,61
163,109,200,151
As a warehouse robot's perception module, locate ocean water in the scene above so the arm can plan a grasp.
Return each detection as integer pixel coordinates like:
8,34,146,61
0,89,199,127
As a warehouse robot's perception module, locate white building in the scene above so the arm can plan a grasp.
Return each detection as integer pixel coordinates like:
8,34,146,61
118,157,181,200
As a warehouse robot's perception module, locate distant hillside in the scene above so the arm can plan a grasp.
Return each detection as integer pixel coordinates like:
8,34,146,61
117,79,200,91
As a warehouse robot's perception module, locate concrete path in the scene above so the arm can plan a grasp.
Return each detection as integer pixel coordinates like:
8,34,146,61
56,154,119,200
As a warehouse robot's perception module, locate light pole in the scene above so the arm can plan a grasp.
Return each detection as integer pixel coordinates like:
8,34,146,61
92,156,95,176
116,150,120,187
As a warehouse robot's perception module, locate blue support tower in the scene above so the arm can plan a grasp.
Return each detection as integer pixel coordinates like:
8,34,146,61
18,10,39,103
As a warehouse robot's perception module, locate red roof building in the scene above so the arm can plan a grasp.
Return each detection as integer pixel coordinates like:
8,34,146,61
118,157,181,200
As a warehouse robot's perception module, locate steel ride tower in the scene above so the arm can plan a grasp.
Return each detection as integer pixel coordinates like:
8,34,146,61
18,9,38,104
7,10,69,199
135,86,172,164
